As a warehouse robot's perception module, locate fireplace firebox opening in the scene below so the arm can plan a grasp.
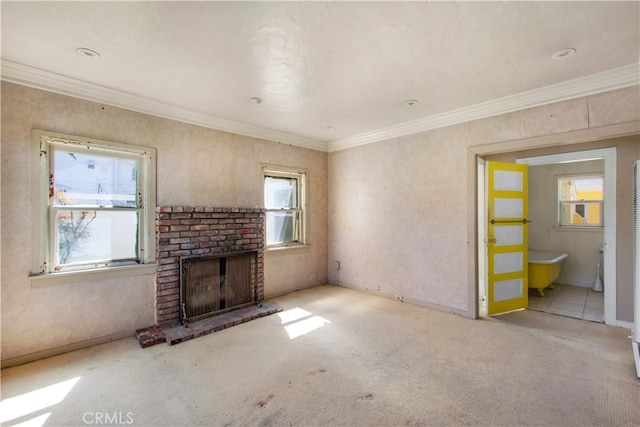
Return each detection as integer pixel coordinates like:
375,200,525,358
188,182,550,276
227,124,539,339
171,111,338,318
180,251,258,324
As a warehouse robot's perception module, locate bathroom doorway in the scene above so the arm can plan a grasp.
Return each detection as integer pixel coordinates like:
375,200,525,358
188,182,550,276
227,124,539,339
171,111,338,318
478,147,617,325
522,158,605,322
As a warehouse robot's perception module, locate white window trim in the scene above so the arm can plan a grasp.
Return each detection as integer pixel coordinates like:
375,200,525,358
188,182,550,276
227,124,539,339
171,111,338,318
261,164,308,250
30,130,156,286
555,173,604,230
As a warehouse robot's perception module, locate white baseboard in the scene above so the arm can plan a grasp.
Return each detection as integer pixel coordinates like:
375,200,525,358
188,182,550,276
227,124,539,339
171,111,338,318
557,274,597,288
329,281,473,319
610,320,634,329
264,282,327,300
633,341,640,378
1,330,137,368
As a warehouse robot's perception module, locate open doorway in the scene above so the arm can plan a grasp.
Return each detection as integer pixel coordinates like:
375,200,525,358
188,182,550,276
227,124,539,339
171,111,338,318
477,147,617,325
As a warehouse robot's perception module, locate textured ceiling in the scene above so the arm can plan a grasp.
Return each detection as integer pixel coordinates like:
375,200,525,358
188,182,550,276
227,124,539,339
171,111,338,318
1,1,639,149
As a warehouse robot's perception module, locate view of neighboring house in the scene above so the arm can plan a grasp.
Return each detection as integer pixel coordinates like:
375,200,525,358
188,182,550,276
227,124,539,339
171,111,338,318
53,149,139,266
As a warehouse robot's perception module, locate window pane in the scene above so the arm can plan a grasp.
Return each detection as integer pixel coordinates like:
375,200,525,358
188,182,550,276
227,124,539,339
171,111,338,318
494,278,523,302
55,210,138,267
558,177,603,201
494,252,523,274
264,177,297,209
557,175,603,227
493,170,523,191
266,211,299,245
494,225,523,246
53,149,139,207
560,201,602,226
494,198,523,218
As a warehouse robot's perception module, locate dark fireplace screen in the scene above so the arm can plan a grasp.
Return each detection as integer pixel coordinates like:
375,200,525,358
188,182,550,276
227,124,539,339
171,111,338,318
180,251,257,324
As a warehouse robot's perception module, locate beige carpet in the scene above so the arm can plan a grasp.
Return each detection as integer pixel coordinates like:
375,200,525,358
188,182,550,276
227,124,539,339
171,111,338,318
2,285,639,426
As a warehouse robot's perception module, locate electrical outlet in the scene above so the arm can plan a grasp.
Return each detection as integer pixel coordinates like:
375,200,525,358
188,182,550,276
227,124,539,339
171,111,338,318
335,261,340,270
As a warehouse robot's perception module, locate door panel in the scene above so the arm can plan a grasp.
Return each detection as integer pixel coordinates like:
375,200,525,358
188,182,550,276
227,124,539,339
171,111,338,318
494,278,524,302
487,161,529,315
494,198,523,218
494,225,523,246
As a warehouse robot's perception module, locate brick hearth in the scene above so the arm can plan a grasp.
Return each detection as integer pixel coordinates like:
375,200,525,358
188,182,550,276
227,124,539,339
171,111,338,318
155,207,265,324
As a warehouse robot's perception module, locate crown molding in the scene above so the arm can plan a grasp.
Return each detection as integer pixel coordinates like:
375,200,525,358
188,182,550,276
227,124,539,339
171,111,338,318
328,63,640,152
0,60,328,152
3,60,638,154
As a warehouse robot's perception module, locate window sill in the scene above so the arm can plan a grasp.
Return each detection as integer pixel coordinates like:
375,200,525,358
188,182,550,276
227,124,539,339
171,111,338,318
265,243,310,253
553,226,604,232
29,263,157,288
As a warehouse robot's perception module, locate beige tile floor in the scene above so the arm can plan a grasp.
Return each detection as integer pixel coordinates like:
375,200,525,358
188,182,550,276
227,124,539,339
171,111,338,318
528,283,604,322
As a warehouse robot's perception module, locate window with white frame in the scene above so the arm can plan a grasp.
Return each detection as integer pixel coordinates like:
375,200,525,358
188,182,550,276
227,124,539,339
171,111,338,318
32,130,156,275
263,166,306,247
557,174,604,228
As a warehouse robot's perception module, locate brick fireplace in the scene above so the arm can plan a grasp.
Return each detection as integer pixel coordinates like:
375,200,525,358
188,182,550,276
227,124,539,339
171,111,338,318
155,207,265,324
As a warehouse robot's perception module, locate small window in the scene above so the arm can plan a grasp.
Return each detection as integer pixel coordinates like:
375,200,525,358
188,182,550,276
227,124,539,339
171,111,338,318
557,175,603,227
263,166,306,248
32,130,156,275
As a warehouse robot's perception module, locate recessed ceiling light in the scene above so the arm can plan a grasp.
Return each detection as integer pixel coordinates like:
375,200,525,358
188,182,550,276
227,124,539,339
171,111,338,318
76,47,101,59
405,99,419,106
250,97,264,105
552,48,576,60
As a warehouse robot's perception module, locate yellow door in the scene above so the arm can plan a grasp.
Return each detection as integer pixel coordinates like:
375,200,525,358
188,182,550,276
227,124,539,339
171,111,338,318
487,161,529,315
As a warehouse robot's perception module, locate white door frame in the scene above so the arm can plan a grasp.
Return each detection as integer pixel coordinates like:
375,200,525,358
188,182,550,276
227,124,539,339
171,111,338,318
468,120,639,328
516,148,616,325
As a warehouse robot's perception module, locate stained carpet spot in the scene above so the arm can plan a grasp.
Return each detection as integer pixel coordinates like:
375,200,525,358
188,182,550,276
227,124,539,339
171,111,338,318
358,393,374,400
255,393,275,409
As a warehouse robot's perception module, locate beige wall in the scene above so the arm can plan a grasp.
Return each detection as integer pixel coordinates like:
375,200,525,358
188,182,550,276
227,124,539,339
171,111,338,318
2,80,638,364
329,86,639,322
0,82,328,364
528,160,604,287
328,125,471,312
484,135,639,321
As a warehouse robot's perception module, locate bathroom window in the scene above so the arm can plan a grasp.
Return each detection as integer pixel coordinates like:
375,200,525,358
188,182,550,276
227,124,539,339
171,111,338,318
263,166,306,248
557,175,603,228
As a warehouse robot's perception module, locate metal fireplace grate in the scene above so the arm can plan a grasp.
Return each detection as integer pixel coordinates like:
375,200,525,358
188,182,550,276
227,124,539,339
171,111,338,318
180,251,257,324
